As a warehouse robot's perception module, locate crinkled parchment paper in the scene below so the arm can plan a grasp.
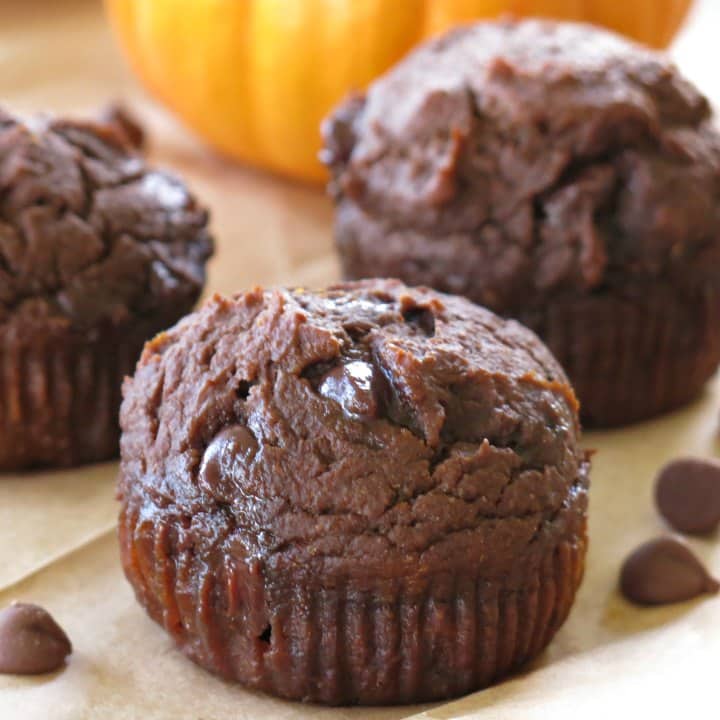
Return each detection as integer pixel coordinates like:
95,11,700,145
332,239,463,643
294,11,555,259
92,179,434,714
1,1,719,718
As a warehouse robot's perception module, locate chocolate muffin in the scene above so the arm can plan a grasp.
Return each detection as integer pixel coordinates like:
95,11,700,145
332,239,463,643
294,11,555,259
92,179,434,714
118,279,589,705
322,19,720,427
0,108,212,469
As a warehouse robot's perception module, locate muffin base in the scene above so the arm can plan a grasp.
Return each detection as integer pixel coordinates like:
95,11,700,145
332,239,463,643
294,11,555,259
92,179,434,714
0,318,168,470
120,502,587,706
517,282,720,427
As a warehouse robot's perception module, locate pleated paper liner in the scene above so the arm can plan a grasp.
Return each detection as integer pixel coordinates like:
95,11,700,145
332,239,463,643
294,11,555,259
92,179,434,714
120,498,587,706
520,282,720,427
0,317,165,470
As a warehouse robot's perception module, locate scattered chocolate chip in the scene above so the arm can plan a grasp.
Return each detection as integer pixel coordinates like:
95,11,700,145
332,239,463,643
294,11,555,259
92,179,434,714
655,457,720,535
620,537,719,606
199,425,259,494
98,102,145,151
0,603,72,675
318,360,388,421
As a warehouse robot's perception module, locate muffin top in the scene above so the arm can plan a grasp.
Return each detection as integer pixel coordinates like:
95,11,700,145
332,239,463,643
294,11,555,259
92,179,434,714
0,109,212,331
119,280,588,584
323,19,720,309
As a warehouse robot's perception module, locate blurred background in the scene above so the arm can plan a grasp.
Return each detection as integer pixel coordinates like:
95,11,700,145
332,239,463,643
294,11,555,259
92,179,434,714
0,0,717,296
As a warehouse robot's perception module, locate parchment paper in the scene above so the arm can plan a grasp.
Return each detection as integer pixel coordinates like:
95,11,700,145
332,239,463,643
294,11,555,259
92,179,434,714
1,1,719,718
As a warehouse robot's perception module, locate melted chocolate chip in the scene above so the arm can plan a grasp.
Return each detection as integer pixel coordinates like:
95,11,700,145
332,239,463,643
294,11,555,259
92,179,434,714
318,360,389,421
620,537,719,606
199,425,258,496
0,603,72,675
655,457,720,535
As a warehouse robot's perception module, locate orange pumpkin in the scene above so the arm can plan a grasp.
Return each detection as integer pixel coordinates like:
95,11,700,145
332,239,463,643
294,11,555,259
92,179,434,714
105,0,694,183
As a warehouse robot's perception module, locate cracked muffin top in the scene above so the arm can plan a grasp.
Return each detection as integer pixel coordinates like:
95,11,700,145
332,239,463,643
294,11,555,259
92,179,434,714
0,108,212,330
322,19,720,311
119,280,589,584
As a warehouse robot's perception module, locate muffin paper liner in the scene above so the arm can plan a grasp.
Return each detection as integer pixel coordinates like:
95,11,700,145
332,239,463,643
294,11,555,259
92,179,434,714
120,501,587,705
519,283,720,427
0,323,149,470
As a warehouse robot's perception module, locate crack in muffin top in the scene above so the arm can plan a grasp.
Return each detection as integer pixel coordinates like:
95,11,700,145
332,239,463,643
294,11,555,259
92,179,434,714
0,109,213,329
119,280,588,579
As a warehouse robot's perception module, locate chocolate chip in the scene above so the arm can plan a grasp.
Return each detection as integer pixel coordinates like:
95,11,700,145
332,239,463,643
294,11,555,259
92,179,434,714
655,457,720,535
620,537,719,606
0,603,72,675
199,425,258,495
318,360,388,421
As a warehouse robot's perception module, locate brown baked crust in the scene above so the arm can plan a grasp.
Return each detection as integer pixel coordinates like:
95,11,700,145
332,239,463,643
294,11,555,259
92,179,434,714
0,109,213,468
118,279,589,704
322,19,720,427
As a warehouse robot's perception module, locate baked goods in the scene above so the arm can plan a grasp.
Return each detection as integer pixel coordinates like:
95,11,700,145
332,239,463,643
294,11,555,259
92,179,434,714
0,108,212,469
322,19,720,427
118,279,589,705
